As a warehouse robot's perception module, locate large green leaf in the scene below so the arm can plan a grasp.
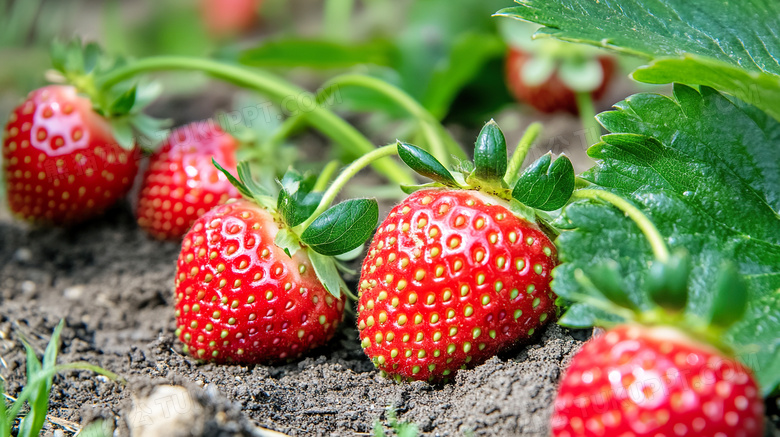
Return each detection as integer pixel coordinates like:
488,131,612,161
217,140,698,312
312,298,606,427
554,85,780,395
496,0,780,121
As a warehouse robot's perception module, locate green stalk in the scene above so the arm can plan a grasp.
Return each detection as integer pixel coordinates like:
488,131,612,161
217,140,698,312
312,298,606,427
313,160,341,192
294,143,399,233
571,189,670,263
97,57,414,185
316,74,467,165
504,122,542,187
575,91,600,147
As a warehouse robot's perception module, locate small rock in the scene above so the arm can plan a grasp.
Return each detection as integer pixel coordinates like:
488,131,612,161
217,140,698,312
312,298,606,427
21,281,36,295
13,248,33,263
127,385,203,437
64,285,85,300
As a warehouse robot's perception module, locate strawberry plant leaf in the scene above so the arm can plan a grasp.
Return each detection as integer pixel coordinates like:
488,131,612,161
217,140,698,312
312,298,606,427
400,182,442,195
511,153,574,211
554,85,780,395
274,229,302,259
277,169,321,228
307,250,343,298
301,199,379,256
108,85,137,116
496,0,780,121
473,120,507,183
213,159,253,199
397,142,458,187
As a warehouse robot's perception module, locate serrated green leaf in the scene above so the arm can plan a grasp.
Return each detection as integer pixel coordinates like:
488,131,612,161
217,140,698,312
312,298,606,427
307,250,342,298
727,289,780,395
301,199,379,257
554,86,780,395
397,142,458,187
512,153,574,211
240,38,393,69
496,0,780,121
473,120,507,183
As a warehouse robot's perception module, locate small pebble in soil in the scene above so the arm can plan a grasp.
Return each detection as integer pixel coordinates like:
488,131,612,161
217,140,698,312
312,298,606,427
13,247,33,263
21,280,36,295
63,285,85,300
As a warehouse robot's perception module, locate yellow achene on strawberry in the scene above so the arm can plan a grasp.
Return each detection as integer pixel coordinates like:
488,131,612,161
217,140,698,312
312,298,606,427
174,200,345,363
358,189,558,381
356,120,575,381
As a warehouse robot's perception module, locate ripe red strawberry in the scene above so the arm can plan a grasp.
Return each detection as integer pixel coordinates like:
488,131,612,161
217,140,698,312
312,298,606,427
172,155,381,364
358,188,557,381
136,122,241,240
505,47,615,114
551,324,765,437
201,0,262,38
356,121,575,381
174,199,345,363
2,85,138,224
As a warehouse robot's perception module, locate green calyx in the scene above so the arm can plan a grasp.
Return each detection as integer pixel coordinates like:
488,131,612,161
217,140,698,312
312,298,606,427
48,39,168,150
214,156,382,299
571,248,749,355
397,120,575,216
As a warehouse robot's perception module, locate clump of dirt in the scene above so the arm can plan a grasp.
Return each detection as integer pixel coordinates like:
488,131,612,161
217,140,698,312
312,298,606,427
1,206,778,437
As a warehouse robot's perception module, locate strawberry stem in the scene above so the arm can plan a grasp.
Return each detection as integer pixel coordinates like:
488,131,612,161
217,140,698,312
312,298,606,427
313,160,341,192
294,143,399,234
96,56,415,185
316,74,466,166
575,91,600,147
571,189,670,263
504,122,542,187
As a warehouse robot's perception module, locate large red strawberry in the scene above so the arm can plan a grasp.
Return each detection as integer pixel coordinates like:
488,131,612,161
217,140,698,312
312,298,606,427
357,121,575,381
174,161,380,363
551,253,766,436
175,200,344,362
2,85,139,224
505,47,615,114
551,324,765,437
136,122,241,240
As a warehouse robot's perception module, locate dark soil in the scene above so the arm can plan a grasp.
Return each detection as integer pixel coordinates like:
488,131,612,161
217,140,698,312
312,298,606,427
2,205,779,437
0,201,588,437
